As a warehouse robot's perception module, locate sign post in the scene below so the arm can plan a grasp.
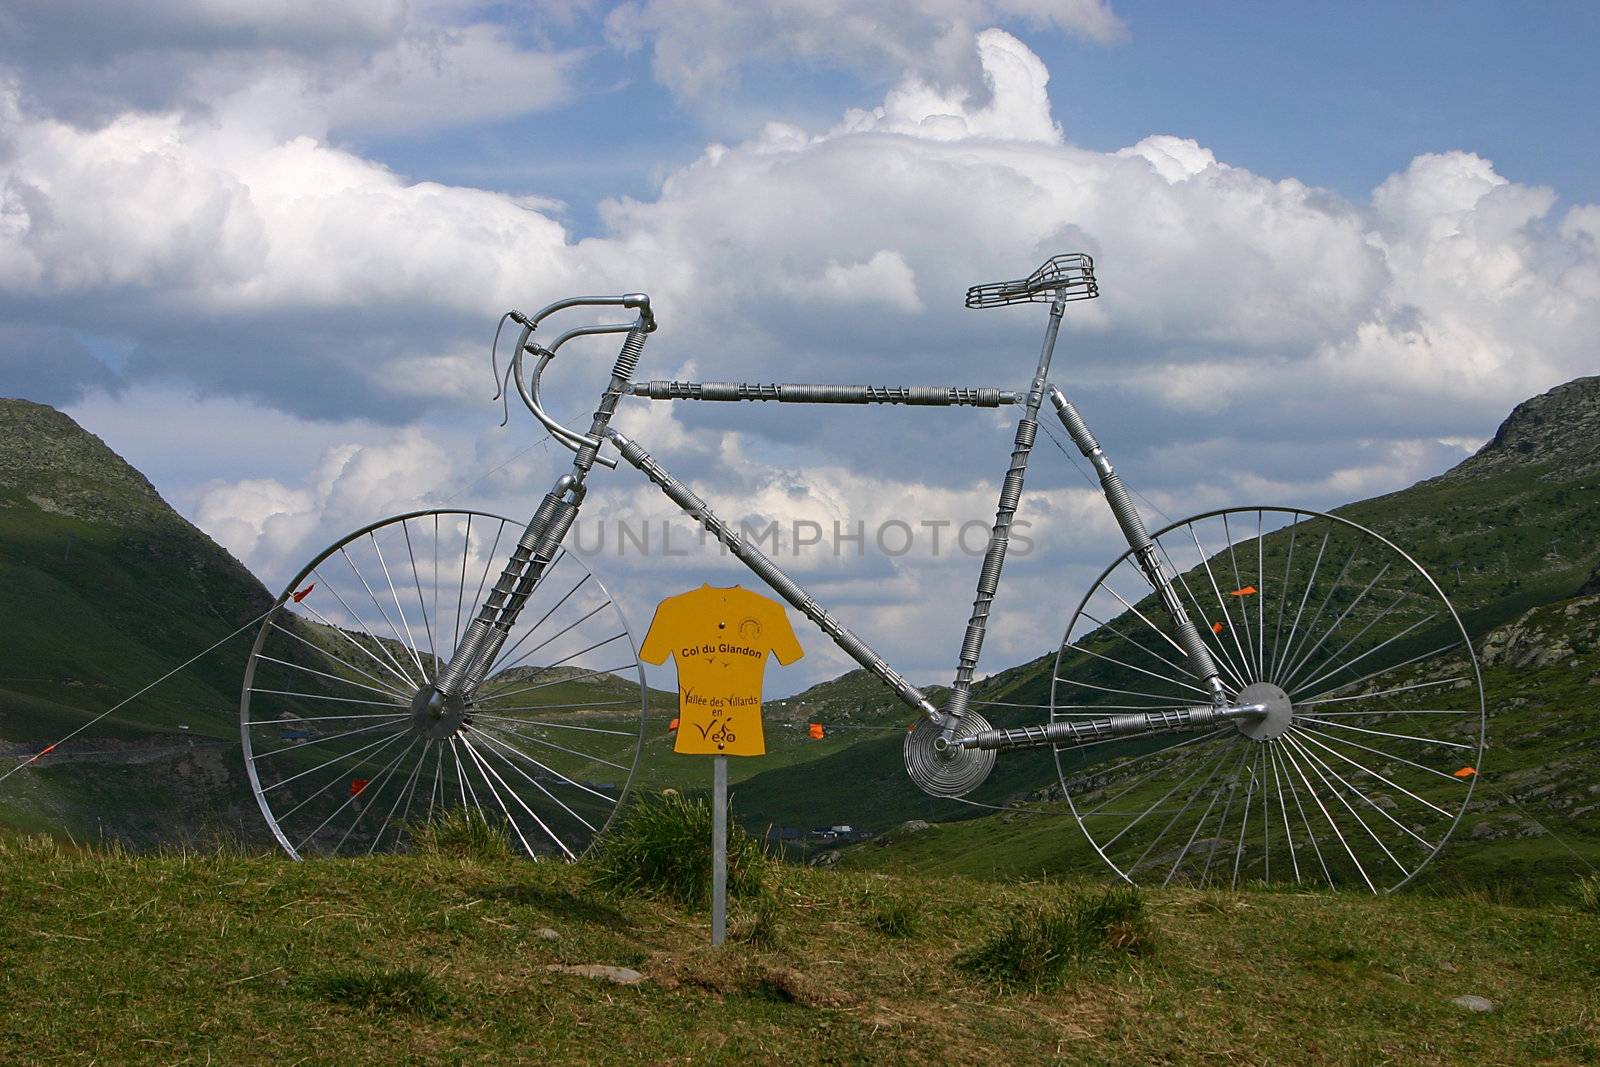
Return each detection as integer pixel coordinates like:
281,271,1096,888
712,754,728,946
638,584,804,947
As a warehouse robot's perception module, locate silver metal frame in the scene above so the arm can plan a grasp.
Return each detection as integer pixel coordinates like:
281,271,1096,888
456,257,1252,769
399,253,1483,893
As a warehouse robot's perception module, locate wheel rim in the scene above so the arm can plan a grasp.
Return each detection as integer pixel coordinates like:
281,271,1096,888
240,509,647,860
1051,506,1486,893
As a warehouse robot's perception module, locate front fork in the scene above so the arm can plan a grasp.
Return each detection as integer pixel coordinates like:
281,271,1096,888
428,325,651,704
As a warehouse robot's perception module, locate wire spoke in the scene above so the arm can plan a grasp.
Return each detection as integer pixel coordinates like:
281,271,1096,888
1161,743,1242,887
473,718,629,772
457,735,544,859
1199,744,1255,887
401,520,438,676
247,711,413,727
465,734,593,854
297,584,419,691
484,559,585,678
466,724,619,805
326,738,420,855
1267,515,1300,681
370,533,429,679
265,622,413,700
250,717,409,762
1220,512,1259,680
341,545,426,681
1293,638,1465,705
1289,613,1439,699
472,712,637,736
1062,642,1212,698
1288,728,1447,837
252,653,410,702
1279,575,1420,696
249,688,406,709
1279,735,1373,892
1054,675,1207,707
1282,732,1411,880
1125,739,1242,877
454,514,473,654
1295,677,1466,707
275,729,413,825
491,601,613,678
1267,743,1300,883
1273,529,1331,688
368,743,429,856
1150,545,1253,691
474,663,636,704
1293,725,1471,786
1278,561,1394,691
1296,716,1473,750
1079,610,1203,683
263,728,411,796
1188,524,1257,684
1076,728,1230,818
1231,745,1264,889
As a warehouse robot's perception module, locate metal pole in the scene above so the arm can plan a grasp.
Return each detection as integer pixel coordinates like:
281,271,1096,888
712,754,728,947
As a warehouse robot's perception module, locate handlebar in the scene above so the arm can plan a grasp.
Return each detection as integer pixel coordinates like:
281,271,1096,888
511,293,655,333
500,293,658,469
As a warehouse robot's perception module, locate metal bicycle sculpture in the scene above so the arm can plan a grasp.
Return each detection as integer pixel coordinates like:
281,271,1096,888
240,253,1486,892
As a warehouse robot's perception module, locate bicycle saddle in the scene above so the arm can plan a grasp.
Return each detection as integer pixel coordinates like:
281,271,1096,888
965,253,1098,308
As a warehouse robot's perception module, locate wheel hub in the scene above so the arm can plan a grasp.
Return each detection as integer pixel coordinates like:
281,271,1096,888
1233,681,1293,741
410,686,470,740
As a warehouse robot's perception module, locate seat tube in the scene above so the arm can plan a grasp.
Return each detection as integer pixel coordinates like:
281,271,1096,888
940,295,1067,737
1047,384,1229,706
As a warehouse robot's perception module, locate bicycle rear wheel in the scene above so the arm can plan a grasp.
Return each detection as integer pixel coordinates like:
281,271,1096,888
1052,506,1485,893
240,509,647,860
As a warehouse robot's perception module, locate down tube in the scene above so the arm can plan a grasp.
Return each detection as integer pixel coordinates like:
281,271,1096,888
605,428,941,723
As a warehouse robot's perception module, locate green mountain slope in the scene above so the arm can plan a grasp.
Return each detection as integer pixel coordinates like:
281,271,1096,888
0,398,276,841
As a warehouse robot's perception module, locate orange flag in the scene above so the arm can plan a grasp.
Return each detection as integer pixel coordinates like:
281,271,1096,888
1453,767,1477,779
668,717,680,732
1229,585,1257,597
808,723,825,740
1211,621,1225,634
292,583,316,603
350,778,370,796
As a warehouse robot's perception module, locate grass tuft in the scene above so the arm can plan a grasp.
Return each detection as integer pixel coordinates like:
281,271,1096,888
1575,873,1600,914
863,891,921,939
587,792,768,909
301,965,455,1018
409,809,516,861
956,886,1151,991
732,894,785,949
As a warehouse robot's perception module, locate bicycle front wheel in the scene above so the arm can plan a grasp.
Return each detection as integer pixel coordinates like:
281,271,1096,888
1052,506,1485,893
240,509,647,860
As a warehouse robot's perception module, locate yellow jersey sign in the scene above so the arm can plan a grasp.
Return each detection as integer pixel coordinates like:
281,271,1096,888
639,584,803,756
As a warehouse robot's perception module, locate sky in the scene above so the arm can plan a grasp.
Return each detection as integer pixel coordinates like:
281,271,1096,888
2,0,1597,696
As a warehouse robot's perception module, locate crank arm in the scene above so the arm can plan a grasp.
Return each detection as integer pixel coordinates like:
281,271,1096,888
955,703,1266,754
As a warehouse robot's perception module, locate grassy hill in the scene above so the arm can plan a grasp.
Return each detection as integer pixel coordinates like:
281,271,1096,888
0,398,274,843
1,834,1596,1064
